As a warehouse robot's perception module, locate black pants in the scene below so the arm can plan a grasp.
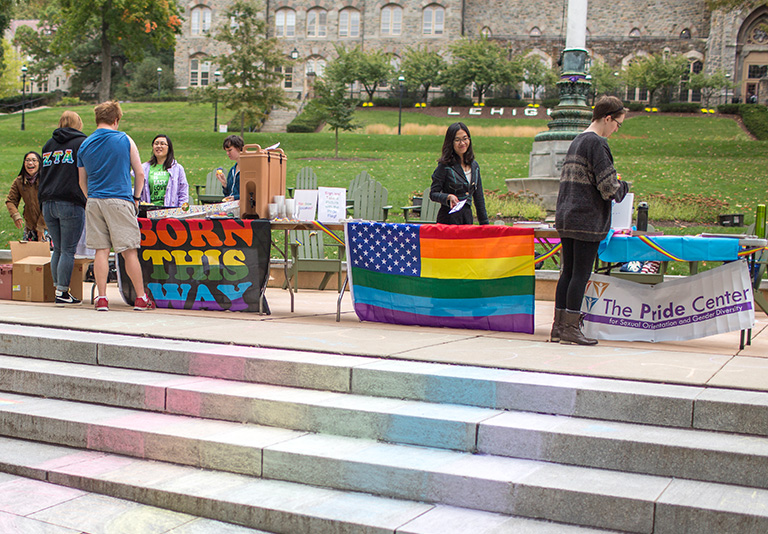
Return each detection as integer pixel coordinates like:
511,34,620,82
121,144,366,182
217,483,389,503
555,237,601,312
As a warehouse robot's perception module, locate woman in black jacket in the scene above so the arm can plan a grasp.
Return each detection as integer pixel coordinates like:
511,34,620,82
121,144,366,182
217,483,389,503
429,122,489,225
39,110,88,305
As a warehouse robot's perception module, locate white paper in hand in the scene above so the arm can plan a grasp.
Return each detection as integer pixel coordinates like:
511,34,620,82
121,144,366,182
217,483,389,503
449,199,466,214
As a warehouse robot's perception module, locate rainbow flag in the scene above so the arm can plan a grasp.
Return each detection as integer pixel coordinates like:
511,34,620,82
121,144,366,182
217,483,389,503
346,222,535,333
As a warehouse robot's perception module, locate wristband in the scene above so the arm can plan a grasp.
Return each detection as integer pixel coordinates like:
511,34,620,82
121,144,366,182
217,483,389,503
133,196,141,201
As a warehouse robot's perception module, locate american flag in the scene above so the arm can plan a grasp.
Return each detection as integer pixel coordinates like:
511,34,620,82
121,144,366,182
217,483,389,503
349,223,421,277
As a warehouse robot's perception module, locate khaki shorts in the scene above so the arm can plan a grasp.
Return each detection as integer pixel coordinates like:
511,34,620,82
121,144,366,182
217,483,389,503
85,198,140,253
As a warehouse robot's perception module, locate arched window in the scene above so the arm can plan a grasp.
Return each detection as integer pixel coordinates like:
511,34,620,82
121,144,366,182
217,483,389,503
381,4,403,36
306,57,326,77
275,8,296,38
307,7,327,38
480,26,492,38
680,28,691,39
190,57,211,86
529,26,541,38
339,8,360,38
629,28,641,38
422,4,444,35
190,6,212,36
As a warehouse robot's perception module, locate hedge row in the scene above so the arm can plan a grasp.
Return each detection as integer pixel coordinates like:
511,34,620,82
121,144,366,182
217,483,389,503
286,100,325,133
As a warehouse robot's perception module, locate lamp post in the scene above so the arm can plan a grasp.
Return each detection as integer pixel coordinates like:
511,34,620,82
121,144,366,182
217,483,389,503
290,47,299,60
213,70,220,133
725,73,731,105
156,67,162,98
397,75,405,135
20,65,27,131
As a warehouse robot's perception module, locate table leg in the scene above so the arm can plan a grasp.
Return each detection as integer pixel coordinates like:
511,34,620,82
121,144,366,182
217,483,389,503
284,229,294,312
337,274,349,322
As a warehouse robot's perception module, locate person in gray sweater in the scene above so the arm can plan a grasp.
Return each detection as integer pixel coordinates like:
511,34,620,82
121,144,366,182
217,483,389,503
552,95,630,345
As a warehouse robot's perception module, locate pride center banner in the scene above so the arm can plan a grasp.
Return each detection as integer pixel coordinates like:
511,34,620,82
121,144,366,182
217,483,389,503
582,260,754,342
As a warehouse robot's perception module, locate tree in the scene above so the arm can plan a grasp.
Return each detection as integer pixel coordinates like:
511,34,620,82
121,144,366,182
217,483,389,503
213,0,294,137
589,60,624,103
443,37,519,104
0,40,23,98
520,55,557,105
315,56,360,158
400,45,445,102
687,70,733,107
50,0,182,101
348,46,393,101
0,0,12,72
624,53,688,105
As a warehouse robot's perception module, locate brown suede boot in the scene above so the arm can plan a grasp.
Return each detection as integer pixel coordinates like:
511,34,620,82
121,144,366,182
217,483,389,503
560,310,598,346
550,308,564,342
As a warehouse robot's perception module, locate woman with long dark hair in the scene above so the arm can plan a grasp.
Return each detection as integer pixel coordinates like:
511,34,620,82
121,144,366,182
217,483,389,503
429,122,489,225
552,95,630,345
6,151,47,241
140,134,189,207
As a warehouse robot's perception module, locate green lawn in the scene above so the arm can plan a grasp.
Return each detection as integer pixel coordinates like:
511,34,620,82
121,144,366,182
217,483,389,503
1,102,766,261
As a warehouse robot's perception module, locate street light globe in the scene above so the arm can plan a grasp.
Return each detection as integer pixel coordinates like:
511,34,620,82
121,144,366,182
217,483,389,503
21,65,27,73
157,67,163,73
290,48,299,60
398,75,405,83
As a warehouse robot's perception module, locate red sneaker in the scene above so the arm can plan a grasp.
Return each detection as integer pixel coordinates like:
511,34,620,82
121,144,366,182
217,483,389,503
94,296,109,311
134,294,155,311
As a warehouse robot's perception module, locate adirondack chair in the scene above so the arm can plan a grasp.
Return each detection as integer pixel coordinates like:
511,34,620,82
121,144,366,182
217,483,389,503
288,167,318,198
402,186,440,224
195,169,225,204
347,171,392,222
283,230,344,292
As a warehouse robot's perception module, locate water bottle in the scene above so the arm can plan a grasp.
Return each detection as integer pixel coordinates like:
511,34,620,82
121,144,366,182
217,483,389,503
637,202,649,232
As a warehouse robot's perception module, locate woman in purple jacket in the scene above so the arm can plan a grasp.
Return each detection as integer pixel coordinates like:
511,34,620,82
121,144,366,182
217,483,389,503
140,134,189,207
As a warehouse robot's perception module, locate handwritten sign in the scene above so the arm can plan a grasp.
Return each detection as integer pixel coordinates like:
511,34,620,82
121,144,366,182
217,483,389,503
294,189,318,221
317,187,346,223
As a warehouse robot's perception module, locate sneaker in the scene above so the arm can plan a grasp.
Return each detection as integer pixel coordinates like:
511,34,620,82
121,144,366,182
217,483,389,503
55,291,81,306
94,296,109,311
134,294,155,311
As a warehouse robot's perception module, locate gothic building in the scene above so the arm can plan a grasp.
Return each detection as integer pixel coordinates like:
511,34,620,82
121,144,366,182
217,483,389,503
173,1,768,104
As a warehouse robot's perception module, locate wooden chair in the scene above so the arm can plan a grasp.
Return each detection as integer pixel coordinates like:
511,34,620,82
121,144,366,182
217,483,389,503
402,186,440,224
347,171,392,222
288,167,318,198
195,169,225,204
284,230,344,292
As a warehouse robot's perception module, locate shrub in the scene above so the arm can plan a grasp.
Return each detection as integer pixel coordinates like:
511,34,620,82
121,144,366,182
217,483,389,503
367,96,416,108
624,102,647,112
645,192,729,224
484,97,528,107
657,102,703,113
540,98,560,109
430,96,473,107
56,96,85,106
739,103,768,140
287,101,325,133
717,103,740,115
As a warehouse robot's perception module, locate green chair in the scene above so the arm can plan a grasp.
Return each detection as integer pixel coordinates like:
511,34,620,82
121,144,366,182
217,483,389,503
288,167,318,198
347,171,392,222
402,186,440,224
284,229,344,292
195,169,225,204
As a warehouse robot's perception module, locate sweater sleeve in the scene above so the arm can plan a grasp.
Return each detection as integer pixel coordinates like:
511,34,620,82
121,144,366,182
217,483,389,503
5,177,22,221
594,137,627,202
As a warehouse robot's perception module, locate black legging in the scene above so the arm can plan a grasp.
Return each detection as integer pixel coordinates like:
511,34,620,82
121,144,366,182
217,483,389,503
555,237,601,312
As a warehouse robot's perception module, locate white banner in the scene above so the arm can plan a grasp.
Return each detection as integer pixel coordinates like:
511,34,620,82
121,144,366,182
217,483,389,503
582,261,755,342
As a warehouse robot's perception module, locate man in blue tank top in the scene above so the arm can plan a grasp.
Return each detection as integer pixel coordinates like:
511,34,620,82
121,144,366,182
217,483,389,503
78,101,154,311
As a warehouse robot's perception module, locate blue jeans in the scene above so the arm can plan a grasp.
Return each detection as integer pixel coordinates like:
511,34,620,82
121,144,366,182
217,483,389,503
42,200,85,292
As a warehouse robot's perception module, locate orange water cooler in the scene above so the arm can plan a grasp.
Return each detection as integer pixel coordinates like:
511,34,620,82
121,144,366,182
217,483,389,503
239,144,287,219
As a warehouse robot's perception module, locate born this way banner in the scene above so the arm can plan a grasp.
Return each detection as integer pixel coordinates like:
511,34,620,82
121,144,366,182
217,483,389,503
120,218,271,312
582,260,754,342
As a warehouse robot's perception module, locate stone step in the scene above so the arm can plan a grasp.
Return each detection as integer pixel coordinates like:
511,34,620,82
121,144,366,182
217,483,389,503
0,436,621,534
0,470,270,533
2,324,768,437
2,392,768,532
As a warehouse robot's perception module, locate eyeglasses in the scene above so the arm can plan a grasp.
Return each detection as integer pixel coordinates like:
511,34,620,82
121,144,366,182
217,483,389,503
454,136,470,144
153,141,168,146
613,117,623,129
24,158,39,163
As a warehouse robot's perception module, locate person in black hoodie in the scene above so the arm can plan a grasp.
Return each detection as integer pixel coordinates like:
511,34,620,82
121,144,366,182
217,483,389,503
39,110,88,305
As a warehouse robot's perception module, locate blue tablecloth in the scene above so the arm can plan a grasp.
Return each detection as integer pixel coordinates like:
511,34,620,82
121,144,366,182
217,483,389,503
598,234,740,263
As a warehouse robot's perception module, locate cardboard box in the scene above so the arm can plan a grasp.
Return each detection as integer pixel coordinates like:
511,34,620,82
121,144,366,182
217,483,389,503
239,144,287,219
0,264,12,300
11,241,54,302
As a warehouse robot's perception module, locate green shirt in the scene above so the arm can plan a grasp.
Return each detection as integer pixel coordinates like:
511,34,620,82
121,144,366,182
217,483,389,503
148,164,170,206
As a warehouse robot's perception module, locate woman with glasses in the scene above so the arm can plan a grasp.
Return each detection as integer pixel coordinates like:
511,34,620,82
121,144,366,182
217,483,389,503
39,111,88,305
6,151,47,242
429,122,489,225
140,134,189,207
552,95,630,345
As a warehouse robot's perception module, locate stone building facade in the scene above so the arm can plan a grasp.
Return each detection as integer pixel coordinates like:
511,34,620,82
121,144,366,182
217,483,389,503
173,0,768,103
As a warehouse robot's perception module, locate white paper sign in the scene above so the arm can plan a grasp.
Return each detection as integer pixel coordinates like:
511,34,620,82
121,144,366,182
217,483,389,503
294,189,318,221
611,192,634,230
581,261,754,342
317,187,346,223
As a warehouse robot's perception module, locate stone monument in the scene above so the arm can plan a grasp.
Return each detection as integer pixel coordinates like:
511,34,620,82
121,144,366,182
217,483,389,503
506,0,593,211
